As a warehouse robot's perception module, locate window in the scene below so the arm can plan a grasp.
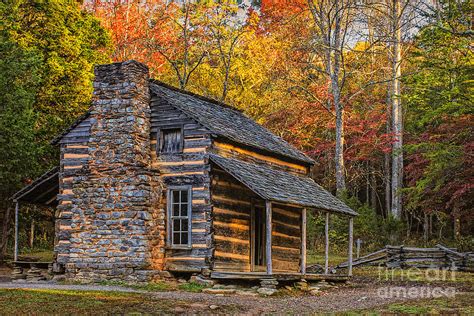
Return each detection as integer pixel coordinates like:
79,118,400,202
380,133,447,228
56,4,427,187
167,187,191,247
159,128,183,154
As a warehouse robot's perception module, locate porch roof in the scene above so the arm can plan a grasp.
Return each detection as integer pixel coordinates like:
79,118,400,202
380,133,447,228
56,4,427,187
11,167,59,206
209,154,357,216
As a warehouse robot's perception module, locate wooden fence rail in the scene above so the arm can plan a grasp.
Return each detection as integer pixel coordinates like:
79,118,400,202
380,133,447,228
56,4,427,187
335,244,474,272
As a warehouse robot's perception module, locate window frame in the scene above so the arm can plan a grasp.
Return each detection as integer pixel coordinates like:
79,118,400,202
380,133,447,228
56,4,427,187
157,125,184,154
166,186,192,249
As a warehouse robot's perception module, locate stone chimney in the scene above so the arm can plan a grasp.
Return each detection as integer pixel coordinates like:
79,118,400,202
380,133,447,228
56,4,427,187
63,61,162,282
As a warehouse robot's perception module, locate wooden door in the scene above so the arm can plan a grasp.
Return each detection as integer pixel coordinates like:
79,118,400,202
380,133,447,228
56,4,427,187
251,205,266,272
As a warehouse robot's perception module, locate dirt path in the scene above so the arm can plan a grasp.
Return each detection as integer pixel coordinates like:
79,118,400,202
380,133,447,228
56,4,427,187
0,281,446,313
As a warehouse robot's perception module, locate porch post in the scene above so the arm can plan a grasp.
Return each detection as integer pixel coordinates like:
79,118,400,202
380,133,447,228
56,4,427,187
300,208,307,274
324,212,329,274
348,217,354,276
14,201,19,262
265,200,272,275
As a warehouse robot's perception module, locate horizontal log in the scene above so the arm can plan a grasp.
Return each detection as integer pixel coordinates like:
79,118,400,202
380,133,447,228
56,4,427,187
272,249,300,261
184,139,212,148
436,244,467,258
213,141,308,173
165,261,208,272
62,159,87,167
272,245,300,254
273,222,300,237
162,174,208,187
212,262,250,272
62,147,89,154
273,207,300,219
272,235,300,249
183,147,207,153
214,241,250,256
161,171,206,177
191,221,210,231
155,153,206,163
155,160,206,166
156,164,209,174
166,247,210,257
63,144,88,149
273,219,300,230
272,259,299,272
212,196,252,207
214,221,249,230
215,251,249,261
213,207,250,219
214,211,250,223
60,136,89,144
337,254,387,268
214,226,249,241
214,235,249,245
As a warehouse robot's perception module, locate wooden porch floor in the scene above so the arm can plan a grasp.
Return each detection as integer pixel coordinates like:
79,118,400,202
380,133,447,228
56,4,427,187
210,271,349,282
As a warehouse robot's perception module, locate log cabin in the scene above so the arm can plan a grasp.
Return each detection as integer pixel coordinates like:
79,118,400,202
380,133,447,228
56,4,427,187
11,60,357,283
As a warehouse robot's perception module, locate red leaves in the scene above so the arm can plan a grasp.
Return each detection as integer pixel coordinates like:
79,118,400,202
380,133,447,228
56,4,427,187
404,114,474,213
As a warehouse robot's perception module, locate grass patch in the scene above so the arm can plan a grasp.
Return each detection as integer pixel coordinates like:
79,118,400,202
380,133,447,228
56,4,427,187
96,280,174,292
361,292,474,315
0,288,244,314
135,281,173,292
307,252,348,266
17,248,54,262
178,282,208,292
67,279,211,293
0,289,178,314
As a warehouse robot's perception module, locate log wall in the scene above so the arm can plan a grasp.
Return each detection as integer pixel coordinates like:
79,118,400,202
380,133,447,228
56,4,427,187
55,141,90,264
271,204,302,272
210,167,259,272
58,117,91,145
150,94,213,272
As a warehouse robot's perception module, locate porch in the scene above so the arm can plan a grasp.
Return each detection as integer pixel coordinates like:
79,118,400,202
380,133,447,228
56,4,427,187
10,167,58,263
209,154,357,279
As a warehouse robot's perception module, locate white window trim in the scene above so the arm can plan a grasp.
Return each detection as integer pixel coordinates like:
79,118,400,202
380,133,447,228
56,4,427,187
167,186,192,249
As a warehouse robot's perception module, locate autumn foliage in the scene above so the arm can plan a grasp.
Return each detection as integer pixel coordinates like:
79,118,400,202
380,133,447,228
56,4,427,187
85,0,474,240
1,0,472,253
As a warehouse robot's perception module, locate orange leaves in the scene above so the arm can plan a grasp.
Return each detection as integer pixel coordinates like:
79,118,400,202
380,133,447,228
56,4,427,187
85,0,176,76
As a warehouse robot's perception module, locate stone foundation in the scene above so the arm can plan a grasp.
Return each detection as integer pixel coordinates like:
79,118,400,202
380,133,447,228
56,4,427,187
56,60,165,282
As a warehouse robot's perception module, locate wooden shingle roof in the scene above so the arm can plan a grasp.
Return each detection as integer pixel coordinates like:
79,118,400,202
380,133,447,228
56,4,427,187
11,167,59,205
209,154,357,216
150,81,314,165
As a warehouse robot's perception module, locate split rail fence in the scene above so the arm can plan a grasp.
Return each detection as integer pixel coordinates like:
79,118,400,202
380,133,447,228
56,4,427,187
336,244,474,272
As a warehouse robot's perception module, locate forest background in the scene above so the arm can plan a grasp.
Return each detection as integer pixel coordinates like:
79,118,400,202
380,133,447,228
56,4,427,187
0,0,472,262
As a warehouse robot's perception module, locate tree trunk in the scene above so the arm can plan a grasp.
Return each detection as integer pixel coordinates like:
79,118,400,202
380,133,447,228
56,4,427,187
30,219,35,248
390,0,403,219
335,98,346,195
453,208,461,240
0,206,12,263
384,82,391,218
371,167,378,211
423,212,429,243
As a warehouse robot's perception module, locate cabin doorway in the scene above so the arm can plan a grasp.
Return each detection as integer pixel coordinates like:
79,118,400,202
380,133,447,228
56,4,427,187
251,205,266,271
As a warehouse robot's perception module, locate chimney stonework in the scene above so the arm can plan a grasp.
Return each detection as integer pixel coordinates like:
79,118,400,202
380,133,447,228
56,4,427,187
60,61,164,282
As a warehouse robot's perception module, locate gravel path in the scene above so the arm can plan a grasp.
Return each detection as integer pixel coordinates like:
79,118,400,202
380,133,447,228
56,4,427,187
0,281,439,313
